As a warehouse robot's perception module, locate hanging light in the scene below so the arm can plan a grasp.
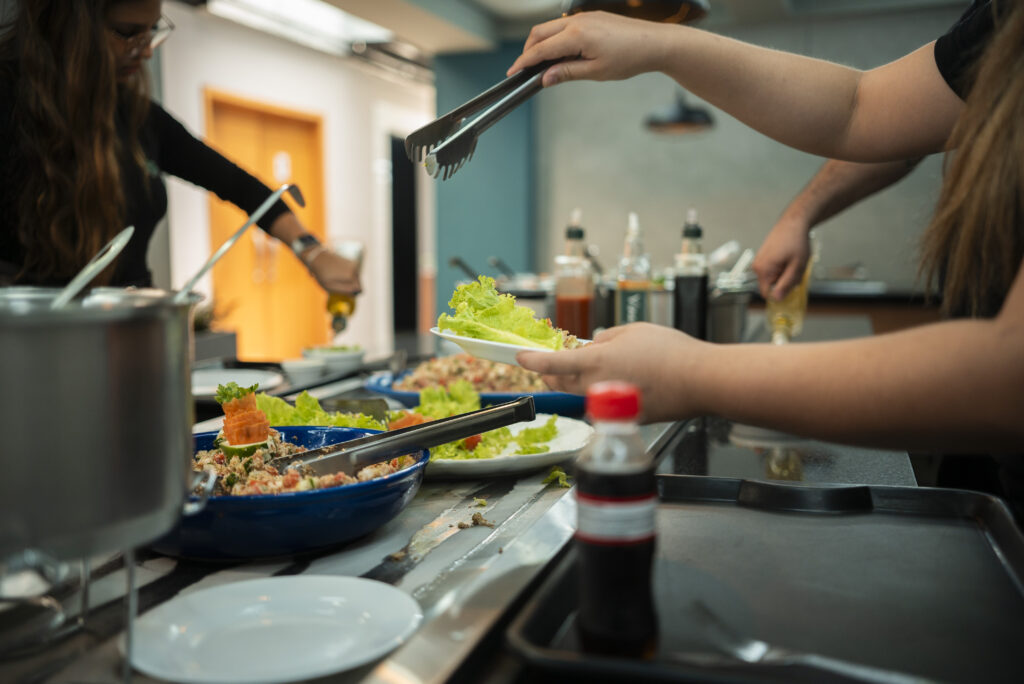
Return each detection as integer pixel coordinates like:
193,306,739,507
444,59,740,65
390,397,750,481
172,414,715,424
563,0,709,24
646,90,713,133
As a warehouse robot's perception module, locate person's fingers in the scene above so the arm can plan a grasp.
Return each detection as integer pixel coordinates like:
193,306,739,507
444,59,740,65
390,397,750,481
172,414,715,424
542,58,598,86
756,268,780,300
521,17,570,54
539,372,583,395
592,325,627,344
509,29,584,81
517,348,589,375
770,260,805,301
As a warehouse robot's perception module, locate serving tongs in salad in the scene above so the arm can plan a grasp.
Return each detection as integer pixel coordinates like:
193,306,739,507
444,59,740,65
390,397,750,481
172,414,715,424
405,60,560,181
267,396,536,477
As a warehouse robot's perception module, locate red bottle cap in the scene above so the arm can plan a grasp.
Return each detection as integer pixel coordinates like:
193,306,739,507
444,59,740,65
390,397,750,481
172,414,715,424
586,381,641,420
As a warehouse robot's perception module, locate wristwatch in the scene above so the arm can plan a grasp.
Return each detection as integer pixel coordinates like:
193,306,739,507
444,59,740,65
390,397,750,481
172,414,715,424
289,233,321,256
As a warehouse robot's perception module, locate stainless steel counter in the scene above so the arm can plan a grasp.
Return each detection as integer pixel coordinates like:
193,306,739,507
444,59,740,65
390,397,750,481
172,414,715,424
1,314,916,684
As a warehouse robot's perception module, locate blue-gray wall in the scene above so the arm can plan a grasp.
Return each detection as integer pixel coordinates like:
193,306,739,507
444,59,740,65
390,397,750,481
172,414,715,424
432,42,534,317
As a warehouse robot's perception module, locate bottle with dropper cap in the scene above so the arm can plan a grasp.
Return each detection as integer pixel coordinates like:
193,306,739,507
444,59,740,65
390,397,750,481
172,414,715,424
554,208,595,338
672,208,708,339
615,212,651,325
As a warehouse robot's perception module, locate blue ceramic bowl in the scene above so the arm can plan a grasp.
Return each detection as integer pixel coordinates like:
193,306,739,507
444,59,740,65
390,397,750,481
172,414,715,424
365,371,585,417
151,426,428,561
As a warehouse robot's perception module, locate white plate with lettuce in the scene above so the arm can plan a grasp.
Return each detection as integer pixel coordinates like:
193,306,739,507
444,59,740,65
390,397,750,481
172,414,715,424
430,327,558,367
425,414,593,478
432,276,586,368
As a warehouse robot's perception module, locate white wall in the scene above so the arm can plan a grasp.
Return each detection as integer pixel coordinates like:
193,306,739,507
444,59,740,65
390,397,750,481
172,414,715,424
534,7,963,292
155,1,435,356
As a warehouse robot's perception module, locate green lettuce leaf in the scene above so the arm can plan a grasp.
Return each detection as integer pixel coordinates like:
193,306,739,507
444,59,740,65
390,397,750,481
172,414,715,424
414,379,480,419
406,380,560,461
429,427,513,461
255,391,385,430
542,466,572,488
514,415,558,454
437,276,564,350
215,382,258,405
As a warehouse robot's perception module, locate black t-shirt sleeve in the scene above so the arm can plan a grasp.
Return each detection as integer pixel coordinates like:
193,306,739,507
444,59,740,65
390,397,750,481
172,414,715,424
934,0,996,99
146,102,290,232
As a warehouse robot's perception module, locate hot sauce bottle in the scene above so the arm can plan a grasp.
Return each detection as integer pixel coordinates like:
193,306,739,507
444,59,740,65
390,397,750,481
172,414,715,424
554,208,595,338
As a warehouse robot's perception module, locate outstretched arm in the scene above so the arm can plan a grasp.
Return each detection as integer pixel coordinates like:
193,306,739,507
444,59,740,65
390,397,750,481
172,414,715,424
508,12,963,161
266,213,361,295
518,258,1024,454
754,158,922,300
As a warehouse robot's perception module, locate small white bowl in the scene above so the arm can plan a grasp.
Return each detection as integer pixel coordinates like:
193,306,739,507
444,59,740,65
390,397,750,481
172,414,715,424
281,358,326,385
301,346,365,375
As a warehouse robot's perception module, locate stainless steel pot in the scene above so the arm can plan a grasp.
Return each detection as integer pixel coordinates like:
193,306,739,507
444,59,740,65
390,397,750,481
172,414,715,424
0,287,201,561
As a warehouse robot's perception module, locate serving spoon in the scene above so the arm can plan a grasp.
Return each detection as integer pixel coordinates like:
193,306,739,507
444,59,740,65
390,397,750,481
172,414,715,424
173,183,305,304
49,226,135,310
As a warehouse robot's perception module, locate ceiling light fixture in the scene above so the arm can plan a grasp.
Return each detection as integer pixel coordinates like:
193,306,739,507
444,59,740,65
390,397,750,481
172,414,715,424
206,0,393,59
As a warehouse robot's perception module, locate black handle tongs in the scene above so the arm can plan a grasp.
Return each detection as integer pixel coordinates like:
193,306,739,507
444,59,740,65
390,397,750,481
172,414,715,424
405,60,561,181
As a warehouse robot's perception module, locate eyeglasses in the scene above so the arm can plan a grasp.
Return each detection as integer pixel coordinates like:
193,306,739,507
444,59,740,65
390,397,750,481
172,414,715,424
108,14,175,53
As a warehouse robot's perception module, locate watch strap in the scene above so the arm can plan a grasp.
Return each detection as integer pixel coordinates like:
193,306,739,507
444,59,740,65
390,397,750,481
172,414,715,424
289,233,321,255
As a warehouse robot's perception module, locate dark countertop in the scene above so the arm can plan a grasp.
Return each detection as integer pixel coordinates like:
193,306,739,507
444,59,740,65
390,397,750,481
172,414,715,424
747,279,939,305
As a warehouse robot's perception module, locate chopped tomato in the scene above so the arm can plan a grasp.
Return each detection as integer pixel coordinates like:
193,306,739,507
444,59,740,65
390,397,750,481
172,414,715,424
463,434,482,451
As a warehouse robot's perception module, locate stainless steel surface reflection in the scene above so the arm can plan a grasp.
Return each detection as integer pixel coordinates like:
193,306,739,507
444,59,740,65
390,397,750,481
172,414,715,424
656,418,916,487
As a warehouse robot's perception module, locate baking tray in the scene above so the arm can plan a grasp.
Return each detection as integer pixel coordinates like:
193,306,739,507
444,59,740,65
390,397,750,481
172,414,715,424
507,475,1024,683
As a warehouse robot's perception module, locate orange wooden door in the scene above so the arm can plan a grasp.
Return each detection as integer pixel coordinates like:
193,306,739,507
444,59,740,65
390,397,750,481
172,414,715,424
205,91,329,361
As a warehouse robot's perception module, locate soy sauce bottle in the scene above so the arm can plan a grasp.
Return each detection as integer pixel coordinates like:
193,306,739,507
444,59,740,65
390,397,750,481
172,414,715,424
672,208,708,339
575,381,658,658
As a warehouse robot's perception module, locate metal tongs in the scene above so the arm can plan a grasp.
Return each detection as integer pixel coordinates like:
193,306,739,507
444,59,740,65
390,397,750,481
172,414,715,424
267,396,536,477
405,60,560,181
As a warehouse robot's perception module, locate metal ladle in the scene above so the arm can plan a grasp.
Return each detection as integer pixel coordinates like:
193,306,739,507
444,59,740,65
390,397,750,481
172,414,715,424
49,226,135,310
173,184,305,304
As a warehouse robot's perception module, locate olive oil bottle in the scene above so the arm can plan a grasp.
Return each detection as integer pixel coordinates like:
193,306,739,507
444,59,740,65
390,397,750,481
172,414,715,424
615,212,651,325
767,237,816,344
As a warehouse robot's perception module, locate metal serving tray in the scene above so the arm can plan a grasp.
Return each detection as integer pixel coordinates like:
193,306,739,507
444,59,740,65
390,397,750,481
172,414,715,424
507,475,1024,683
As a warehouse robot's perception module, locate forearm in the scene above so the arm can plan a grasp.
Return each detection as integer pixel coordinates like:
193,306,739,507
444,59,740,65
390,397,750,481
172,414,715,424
656,26,860,157
267,212,305,246
654,28,957,160
782,158,922,229
684,320,1024,453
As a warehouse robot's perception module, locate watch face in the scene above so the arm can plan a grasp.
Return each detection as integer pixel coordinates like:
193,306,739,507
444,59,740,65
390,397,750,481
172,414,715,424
292,234,320,253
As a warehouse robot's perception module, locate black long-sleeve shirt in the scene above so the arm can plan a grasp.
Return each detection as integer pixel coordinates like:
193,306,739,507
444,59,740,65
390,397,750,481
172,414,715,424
0,70,289,286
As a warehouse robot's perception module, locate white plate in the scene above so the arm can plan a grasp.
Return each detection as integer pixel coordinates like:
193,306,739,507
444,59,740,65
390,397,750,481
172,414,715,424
191,368,284,398
125,576,422,684
426,414,593,478
431,327,588,368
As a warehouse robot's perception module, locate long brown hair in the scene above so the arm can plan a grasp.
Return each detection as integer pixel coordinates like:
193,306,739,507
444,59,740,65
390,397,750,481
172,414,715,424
0,0,149,285
921,0,1024,318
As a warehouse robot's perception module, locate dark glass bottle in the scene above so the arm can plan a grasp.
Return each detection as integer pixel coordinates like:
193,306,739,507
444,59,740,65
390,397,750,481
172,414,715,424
576,382,658,658
672,208,708,339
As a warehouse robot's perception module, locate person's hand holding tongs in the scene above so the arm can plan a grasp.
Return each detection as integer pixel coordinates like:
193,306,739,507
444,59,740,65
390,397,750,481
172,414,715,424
404,58,562,180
